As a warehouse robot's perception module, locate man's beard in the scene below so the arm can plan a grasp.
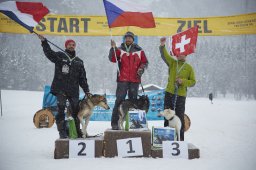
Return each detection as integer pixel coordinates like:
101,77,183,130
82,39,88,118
65,49,76,58
126,41,133,46
67,47,75,51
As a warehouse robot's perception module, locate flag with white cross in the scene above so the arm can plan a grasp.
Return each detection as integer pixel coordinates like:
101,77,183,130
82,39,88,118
171,26,198,56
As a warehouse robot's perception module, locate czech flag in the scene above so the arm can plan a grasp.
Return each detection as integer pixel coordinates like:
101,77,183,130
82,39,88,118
0,1,49,32
103,0,156,28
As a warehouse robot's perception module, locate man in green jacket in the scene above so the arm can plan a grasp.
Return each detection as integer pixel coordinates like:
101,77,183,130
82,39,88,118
159,37,196,141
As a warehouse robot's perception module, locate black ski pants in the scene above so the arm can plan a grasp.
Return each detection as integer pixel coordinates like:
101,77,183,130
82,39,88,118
55,94,79,123
164,91,186,141
111,82,139,127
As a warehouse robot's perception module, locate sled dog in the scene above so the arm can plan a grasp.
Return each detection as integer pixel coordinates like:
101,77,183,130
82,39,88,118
118,95,150,130
158,109,182,141
77,94,110,138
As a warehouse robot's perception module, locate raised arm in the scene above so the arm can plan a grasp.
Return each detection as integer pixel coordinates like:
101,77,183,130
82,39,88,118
159,37,176,66
108,40,121,63
108,47,121,63
38,34,62,63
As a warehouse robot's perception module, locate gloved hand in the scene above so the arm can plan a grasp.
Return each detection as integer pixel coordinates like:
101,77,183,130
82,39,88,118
176,77,183,85
86,92,93,98
111,40,116,48
38,34,46,41
160,37,166,46
137,68,144,77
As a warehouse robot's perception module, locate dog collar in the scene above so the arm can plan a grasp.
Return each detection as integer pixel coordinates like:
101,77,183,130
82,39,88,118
168,116,175,121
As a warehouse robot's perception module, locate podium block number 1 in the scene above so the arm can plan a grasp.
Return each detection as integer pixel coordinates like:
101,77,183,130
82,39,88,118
117,137,143,157
126,139,136,153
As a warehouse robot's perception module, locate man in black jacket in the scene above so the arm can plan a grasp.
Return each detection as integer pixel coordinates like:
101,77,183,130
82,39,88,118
38,35,91,138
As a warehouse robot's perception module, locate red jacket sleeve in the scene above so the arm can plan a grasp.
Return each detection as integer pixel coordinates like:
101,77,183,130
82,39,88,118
139,50,148,68
108,47,121,63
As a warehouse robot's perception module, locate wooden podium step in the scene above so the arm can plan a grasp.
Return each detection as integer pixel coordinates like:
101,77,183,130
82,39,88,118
104,129,151,157
53,131,200,159
54,136,104,159
151,143,200,159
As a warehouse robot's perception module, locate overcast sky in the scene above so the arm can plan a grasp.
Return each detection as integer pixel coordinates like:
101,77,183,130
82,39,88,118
1,0,255,17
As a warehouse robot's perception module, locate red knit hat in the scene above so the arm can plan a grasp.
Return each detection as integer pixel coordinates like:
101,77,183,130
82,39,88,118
65,39,76,48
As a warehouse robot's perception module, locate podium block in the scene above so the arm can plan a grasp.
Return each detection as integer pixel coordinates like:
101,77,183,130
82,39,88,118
54,136,104,159
104,129,151,157
53,131,200,159
151,143,200,159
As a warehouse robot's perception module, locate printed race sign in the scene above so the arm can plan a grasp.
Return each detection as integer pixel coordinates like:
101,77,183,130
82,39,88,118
163,141,188,159
116,137,143,157
69,140,95,158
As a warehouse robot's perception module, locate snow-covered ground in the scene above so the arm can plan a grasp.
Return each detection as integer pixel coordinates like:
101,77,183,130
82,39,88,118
0,90,256,170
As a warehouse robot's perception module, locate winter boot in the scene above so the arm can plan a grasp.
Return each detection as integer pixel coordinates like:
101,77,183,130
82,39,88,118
74,117,83,138
56,120,68,139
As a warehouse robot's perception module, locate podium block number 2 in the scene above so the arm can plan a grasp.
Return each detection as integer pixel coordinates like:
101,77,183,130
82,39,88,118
77,142,86,156
69,140,95,158
117,137,143,157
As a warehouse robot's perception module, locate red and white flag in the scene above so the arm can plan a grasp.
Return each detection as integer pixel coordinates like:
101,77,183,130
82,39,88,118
103,0,156,28
171,26,198,56
0,1,49,32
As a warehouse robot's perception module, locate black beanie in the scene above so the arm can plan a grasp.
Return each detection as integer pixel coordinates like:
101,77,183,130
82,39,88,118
124,31,135,40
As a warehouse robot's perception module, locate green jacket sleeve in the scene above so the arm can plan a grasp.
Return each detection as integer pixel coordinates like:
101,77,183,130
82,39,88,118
181,67,196,87
159,45,176,65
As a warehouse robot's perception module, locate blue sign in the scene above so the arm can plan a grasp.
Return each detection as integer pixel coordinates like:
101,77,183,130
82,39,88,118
42,85,165,121
152,127,176,147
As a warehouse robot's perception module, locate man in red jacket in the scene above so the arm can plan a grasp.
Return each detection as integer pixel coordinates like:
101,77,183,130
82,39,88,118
108,31,148,130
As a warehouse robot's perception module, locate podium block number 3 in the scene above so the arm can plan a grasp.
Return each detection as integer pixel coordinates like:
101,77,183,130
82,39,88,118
117,137,143,157
163,141,188,159
69,140,95,158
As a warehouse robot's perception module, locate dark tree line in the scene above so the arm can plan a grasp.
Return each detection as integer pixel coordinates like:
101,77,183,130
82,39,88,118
0,34,255,100
0,0,255,99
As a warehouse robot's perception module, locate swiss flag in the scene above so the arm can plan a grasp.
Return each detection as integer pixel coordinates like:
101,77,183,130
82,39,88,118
171,26,198,56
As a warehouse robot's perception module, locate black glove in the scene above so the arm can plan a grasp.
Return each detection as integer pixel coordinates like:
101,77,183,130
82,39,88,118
86,92,93,98
137,68,144,77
